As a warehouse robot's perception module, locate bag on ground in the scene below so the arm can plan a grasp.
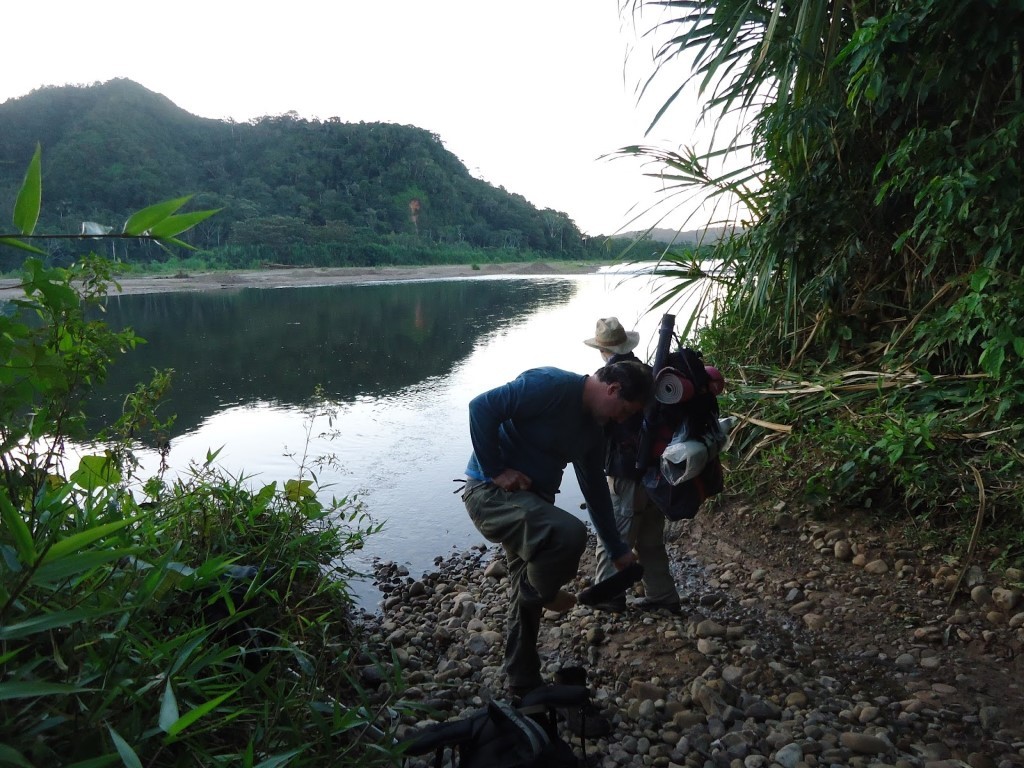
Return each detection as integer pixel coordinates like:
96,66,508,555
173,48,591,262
404,697,577,768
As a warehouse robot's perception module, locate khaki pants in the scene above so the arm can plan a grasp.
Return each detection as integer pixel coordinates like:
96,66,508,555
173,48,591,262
464,482,587,692
594,476,678,603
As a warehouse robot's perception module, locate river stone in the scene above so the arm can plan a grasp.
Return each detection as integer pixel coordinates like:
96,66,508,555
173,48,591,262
785,690,808,707
966,565,985,586
744,699,782,721
483,560,507,579
695,618,727,638
631,681,669,700
840,731,891,754
697,637,724,655
803,612,827,630
971,585,993,605
858,705,881,723
894,653,916,669
991,587,1020,612
865,559,890,575
773,742,803,768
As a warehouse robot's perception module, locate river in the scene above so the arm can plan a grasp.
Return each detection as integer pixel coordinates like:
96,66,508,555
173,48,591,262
80,266,709,608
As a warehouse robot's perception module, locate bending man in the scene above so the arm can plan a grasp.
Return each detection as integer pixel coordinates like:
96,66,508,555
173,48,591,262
461,361,652,697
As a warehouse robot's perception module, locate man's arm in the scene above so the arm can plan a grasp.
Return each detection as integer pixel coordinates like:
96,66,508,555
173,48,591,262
575,448,632,563
468,380,518,481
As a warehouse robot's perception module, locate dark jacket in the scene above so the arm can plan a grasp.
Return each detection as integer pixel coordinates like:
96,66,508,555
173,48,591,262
464,366,629,559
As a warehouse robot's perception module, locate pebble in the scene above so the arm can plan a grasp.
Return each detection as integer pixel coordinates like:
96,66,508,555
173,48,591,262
362,520,1024,768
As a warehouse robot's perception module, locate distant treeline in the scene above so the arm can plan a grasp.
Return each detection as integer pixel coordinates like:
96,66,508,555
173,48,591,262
0,79,664,271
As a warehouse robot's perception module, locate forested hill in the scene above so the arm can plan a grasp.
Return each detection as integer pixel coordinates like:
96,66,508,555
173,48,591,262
0,78,610,268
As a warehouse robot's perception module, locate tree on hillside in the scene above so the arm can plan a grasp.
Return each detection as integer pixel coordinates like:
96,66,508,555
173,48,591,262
0,80,598,265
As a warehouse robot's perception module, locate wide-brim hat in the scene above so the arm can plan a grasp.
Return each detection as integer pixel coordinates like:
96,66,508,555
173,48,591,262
583,316,640,354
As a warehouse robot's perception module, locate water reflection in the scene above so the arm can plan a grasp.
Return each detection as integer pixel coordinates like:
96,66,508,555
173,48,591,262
88,278,577,434
76,271,698,610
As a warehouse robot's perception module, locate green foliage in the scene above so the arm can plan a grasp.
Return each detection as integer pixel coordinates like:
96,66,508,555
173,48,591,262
0,259,402,767
0,79,603,268
1,155,405,765
629,0,1024,557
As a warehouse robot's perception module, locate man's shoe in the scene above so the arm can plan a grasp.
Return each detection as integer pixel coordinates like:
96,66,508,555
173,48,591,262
592,595,626,613
543,589,576,614
577,562,644,606
633,595,683,615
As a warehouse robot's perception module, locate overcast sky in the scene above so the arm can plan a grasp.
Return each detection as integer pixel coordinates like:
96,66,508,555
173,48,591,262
2,1,713,236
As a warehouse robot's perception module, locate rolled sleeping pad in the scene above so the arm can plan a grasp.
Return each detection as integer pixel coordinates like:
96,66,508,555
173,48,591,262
654,367,695,404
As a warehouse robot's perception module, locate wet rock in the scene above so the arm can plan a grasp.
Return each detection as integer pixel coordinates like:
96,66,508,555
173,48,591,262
865,559,890,575
992,588,1020,613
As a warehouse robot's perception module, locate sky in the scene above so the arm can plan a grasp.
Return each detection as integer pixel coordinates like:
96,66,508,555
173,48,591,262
2,1,714,236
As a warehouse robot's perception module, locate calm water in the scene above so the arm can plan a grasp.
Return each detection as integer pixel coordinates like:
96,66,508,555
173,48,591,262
82,268,707,608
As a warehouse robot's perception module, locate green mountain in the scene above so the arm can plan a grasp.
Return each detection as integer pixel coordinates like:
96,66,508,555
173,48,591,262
0,78,601,267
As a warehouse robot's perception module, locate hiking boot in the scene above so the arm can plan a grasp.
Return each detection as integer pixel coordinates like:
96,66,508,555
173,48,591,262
591,595,626,613
633,595,683,615
543,589,576,614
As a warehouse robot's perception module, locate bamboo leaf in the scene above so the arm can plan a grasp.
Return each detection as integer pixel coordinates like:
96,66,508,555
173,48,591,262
0,493,35,564
0,236,47,255
253,749,304,768
33,548,139,584
159,680,180,733
165,689,237,738
66,757,124,768
0,607,104,640
0,680,89,701
40,520,131,564
107,726,143,768
147,208,221,239
122,196,192,236
12,144,42,236
0,744,33,768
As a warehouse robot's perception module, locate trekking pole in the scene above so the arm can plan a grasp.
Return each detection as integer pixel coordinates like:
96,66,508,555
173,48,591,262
635,313,676,471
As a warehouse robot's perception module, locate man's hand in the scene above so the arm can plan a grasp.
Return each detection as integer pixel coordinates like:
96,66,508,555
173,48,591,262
492,468,533,493
613,550,638,571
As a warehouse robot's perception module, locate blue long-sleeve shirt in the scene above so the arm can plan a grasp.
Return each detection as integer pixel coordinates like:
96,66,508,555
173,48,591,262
465,367,629,560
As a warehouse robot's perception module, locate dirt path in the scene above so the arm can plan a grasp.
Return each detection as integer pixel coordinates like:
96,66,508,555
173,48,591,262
375,498,1024,766
588,501,1024,758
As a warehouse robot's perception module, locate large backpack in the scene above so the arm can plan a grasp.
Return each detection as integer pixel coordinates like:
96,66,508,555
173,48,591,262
638,333,728,521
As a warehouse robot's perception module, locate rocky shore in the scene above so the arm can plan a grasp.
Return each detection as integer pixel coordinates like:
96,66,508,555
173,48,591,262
357,504,1024,767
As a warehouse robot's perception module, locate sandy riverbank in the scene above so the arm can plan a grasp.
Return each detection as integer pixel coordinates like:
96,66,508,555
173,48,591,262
0,262,604,300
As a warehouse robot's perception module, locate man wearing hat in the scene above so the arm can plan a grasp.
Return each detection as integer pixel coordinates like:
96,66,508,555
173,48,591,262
583,317,682,614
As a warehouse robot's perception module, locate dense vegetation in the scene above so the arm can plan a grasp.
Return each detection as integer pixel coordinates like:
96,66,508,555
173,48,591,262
0,170,409,764
0,78,629,272
635,0,1023,564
